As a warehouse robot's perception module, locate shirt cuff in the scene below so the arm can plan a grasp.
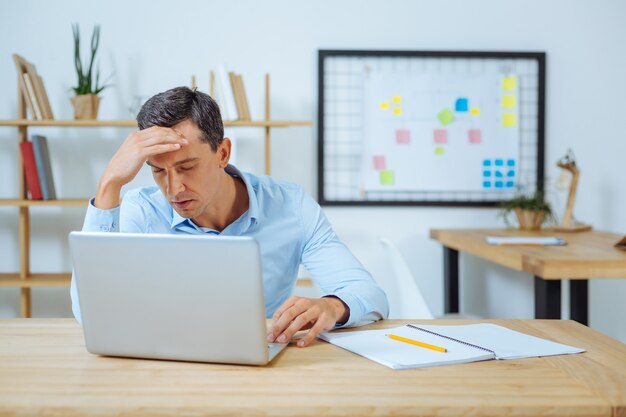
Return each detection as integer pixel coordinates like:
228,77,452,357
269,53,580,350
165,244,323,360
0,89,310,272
324,292,362,328
82,197,120,232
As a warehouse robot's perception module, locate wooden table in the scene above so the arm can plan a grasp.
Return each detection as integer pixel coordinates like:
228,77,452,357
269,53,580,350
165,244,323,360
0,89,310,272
430,229,626,325
1,319,625,417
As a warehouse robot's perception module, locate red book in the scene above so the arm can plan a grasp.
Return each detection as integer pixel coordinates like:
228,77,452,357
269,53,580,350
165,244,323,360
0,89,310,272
19,141,43,200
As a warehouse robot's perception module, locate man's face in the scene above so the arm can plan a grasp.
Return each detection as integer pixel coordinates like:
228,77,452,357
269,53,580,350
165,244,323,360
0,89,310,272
146,119,228,226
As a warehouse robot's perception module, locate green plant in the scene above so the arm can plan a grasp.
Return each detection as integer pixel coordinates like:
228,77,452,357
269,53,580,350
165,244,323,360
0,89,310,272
72,24,110,95
498,191,554,227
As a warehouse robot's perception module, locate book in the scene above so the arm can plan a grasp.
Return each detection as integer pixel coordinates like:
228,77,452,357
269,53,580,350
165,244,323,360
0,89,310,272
19,141,43,200
237,74,251,120
485,236,567,246
229,71,244,120
31,135,56,200
217,65,238,120
23,73,43,120
318,323,585,370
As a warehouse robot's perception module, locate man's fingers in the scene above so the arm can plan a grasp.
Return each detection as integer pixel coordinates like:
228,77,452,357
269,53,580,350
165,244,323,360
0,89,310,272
269,301,308,342
297,318,331,348
275,308,318,344
143,143,183,157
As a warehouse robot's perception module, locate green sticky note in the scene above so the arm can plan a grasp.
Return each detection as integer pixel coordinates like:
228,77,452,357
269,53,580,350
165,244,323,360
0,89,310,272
380,170,395,185
435,146,445,155
437,108,454,126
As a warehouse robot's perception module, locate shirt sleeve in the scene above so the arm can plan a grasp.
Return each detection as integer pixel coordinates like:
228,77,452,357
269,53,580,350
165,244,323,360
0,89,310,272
70,195,146,324
299,192,389,327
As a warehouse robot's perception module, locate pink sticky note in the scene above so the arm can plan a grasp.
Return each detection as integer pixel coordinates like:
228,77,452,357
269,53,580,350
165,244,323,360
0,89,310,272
433,129,448,144
373,155,386,170
396,129,411,144
468,129,482,144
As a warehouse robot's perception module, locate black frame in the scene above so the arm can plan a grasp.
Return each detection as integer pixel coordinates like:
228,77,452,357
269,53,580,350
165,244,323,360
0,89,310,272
317,49,546,207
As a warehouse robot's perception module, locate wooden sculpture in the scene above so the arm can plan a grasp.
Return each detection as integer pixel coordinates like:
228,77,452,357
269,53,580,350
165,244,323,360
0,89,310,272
552,149,592,232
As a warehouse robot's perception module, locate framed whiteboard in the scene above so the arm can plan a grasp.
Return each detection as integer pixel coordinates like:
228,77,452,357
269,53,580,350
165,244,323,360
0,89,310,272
317,50,546,206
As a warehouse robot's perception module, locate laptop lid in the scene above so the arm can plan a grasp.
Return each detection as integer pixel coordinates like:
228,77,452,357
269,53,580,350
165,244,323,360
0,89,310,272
69,231,285,365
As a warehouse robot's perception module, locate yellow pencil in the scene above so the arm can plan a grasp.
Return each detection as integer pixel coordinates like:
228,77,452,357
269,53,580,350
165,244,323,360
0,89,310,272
387,334,447,353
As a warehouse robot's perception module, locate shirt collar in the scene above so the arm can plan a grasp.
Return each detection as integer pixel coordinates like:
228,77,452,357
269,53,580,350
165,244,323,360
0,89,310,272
169,164,259,231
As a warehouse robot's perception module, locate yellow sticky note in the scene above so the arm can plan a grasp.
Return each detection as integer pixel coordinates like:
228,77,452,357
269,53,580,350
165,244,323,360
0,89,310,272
435,146,445,155
502,76,517,90
392,96,402,103
380,101,390,110
502,113,516,127
380,170,394,185
502,95,516,109
470,107,481,116
392,107,403,116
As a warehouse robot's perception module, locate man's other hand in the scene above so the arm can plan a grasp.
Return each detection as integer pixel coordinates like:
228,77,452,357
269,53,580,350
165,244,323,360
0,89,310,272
267,296,349,348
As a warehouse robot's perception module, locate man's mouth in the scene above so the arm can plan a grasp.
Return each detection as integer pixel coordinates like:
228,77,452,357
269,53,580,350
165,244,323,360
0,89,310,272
172,199,193,210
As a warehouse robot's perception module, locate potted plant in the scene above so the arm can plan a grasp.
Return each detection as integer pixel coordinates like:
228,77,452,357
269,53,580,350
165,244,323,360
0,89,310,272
71,24,109,119
498,191,554,230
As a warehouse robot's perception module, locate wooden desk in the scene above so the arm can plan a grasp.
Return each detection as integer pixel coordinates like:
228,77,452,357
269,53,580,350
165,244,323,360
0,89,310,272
1,319,625,417
430,229,626,325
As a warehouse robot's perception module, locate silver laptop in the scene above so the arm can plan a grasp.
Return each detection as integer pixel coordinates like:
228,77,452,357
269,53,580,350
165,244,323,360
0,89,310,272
69,231,287,365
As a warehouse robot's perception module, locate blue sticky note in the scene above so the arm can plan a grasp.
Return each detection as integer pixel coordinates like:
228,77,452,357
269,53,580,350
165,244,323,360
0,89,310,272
506,181,515,188
483,160,491,167
495,159,504,166
507,159,515,166
507,170,515,177
483,181,492,188
455,98,469,112
483,170,491,177
495,181,504,188
495,171,503,178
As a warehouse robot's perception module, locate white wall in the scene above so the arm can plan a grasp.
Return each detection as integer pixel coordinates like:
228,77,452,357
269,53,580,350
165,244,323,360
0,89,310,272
1,0,624,341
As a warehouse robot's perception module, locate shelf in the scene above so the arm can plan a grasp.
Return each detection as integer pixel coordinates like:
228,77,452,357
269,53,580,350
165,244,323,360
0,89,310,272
0,119,312,128
0,273,71,288
0,198,88,207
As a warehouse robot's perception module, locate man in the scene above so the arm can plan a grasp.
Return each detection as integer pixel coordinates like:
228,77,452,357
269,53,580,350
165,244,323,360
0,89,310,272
71,87,388,347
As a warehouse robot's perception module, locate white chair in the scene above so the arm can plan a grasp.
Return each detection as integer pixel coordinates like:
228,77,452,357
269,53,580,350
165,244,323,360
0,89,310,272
379,237,435,319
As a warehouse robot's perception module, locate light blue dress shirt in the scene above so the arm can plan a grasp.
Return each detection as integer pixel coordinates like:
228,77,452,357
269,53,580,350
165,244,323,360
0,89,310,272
70,165,388,327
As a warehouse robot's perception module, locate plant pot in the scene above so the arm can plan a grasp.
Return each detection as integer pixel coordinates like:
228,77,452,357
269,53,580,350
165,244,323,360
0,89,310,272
515,208,545,231
71,94,100,119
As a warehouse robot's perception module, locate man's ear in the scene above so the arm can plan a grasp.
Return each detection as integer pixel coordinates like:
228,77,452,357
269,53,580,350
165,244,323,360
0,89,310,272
217,138,232,168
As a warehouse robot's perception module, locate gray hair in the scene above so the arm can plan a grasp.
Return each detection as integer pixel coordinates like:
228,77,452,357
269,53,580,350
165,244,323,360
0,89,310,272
137,87,224,151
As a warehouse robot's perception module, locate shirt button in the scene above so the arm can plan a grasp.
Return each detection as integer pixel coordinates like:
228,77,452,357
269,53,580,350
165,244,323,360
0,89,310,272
100,225,110,232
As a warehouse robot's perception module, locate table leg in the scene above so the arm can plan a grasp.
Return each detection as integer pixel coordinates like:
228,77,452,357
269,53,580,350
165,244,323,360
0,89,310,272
444,247,459,314
534,277,561,319
570,280,589,326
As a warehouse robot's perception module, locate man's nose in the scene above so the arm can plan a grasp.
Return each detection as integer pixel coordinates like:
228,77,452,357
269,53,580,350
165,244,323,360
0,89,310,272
166,172,185,196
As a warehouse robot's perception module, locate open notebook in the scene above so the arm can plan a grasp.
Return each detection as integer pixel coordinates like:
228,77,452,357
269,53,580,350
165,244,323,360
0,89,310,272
318,323,585,370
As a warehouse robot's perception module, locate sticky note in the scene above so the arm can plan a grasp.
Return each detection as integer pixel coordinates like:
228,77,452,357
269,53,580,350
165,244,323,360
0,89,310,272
483,159,492,167
502,113,516,127
507,159,515,166
437,108,454,125
502,95,516,109
495,181,504,188
373,155,386,170
507,170,515,177
435,146,445,155
392,107,403,116
396,129,411,144
506,181,515,188
483,170,491,177
455,98,469,112
495,159,504,166
433,129,448,144
470,107,481,116
495,171,504,178
483,181,492,188
502,76,517,90
380,170,394,185
380,101,390,110
392,96,402,103
468,129,482,144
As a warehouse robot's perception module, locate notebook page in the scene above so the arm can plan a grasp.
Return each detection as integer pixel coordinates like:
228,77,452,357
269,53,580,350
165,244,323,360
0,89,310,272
318,325,493,370
416,324,585,360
